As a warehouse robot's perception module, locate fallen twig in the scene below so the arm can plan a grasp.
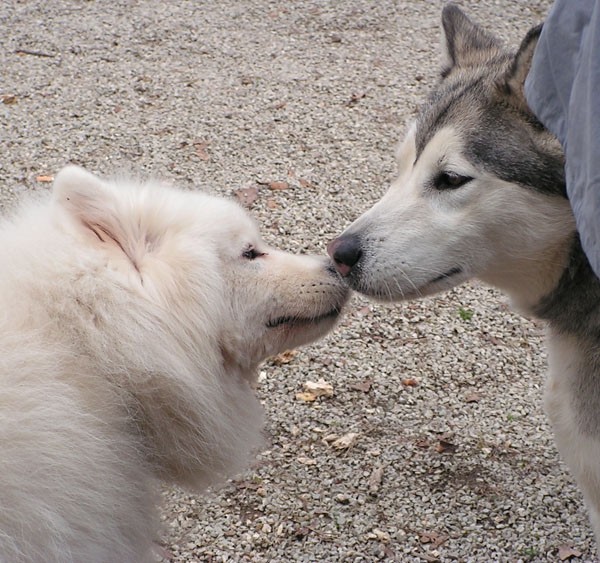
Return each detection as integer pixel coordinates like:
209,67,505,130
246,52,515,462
15,49,56,58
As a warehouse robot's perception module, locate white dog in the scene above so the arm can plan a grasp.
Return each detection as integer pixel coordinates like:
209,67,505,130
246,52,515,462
0,165,348,562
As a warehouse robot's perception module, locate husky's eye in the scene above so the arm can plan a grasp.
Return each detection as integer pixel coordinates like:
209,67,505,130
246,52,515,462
242,245,264,260
434,171,473,190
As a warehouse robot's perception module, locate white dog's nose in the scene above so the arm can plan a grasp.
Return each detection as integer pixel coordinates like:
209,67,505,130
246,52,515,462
327,234,362,277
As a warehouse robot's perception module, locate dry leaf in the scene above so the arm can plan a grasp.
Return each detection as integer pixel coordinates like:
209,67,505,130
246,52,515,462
304,379,333,395
346,91,366,106
296,379,334,402
268,181,288,191
436,439,458,454
35,175,54,183
296,392,316,403
298,178,315,189
293,526,310,540
368,465,384,496
297,456,317,466
234,186,259,208
369,528,390,543
557,544,582,561
234,479,262,491
194,141,210,161
415,438,430,449
266,198,278,209
356,305,371,317
331,432,359,450
334,494,350,505
271,349,298,365
401,377,419,387
1,95,17,105
322,433,339,444
465,392,481,403
351,378,373,393
420,531,449,549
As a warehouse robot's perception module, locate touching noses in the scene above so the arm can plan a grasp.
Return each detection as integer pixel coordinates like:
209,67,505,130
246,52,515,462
327,234,362,277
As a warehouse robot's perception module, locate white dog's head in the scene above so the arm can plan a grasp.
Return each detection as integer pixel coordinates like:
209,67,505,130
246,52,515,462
52,165,348,378
40,165,348,487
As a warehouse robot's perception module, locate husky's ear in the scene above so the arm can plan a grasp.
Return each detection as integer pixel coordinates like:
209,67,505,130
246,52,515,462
498,24,543,111
53,165,142,270
440,3,502,77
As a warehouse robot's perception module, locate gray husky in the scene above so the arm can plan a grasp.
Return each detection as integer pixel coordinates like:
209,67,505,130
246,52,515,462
328,3,600,546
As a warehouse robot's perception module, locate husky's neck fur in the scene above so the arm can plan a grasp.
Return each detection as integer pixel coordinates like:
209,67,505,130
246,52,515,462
534,235,600,340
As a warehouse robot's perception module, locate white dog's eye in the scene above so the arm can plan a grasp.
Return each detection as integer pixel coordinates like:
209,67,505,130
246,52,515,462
242,245,264,260
434,171,473,190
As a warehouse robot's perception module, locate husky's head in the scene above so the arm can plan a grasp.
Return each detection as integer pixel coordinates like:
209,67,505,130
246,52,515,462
328,4,575,311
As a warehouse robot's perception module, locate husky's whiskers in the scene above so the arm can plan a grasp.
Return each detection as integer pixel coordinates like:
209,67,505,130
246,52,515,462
329,3,600,547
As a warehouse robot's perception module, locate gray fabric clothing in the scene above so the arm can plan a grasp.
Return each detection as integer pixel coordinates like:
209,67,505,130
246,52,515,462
525,0,600,278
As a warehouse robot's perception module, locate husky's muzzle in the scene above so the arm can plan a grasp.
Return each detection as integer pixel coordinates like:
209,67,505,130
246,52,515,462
327,234,362,277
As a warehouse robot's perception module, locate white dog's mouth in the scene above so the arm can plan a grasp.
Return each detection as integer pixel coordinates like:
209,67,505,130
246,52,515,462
266,308,341,329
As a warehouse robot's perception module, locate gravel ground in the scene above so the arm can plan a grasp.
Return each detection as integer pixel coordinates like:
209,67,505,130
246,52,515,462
1,1,594,561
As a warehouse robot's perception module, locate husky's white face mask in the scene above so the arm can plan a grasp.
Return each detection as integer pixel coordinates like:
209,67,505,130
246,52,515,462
328,5,574,313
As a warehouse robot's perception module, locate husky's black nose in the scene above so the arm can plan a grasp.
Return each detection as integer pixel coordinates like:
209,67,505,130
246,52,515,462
327,234,362,277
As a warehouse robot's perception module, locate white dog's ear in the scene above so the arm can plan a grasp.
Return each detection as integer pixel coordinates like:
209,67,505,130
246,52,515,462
53,165,142,269
53,166,115,228
53,165,107,202
440,3,502,77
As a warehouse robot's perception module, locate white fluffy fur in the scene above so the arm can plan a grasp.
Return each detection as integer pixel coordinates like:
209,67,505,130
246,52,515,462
0,166,347,562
